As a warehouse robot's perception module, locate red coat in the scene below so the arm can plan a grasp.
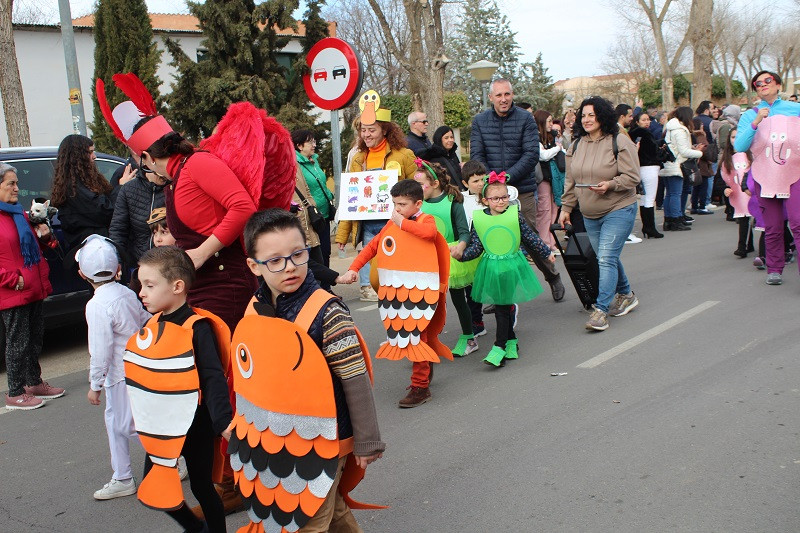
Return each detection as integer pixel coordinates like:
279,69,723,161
0,211,52,311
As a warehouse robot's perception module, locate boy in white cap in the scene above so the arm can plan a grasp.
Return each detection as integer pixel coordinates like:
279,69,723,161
76,235,151,500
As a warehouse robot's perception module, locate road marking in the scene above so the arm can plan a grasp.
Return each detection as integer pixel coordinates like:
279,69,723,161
355,303,378,312
577,300,720,369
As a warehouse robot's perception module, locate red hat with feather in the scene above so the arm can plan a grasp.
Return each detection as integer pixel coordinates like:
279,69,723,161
96,73,174,156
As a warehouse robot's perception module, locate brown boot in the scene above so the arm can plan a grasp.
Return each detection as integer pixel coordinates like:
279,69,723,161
218,478,245,515
398,386,431,408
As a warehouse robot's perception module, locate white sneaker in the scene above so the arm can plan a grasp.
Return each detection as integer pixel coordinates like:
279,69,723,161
464,338,480,355
359,285,379,302
93,478,137,500
625,234,643,244
178,456,188,481
705,203,717,211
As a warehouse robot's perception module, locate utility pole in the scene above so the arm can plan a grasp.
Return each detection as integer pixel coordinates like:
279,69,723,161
58,0,87,136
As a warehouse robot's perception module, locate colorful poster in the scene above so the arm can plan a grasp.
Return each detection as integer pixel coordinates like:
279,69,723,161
337,169,398,220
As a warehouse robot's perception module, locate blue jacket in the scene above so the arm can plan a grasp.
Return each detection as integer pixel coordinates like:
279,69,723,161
734,98,800,152
470,104,540,194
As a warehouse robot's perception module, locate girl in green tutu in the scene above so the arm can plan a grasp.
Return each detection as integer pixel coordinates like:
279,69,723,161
414,158,481,357
452,173,555,367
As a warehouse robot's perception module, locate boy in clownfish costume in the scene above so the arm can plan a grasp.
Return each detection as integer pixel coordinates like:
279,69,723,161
230,208,384,533
127,246,232,532
342,179,452,408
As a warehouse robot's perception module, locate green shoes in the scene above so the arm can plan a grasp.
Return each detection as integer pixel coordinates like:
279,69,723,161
483,345,506,367
452,334,475,357
504,339,518,359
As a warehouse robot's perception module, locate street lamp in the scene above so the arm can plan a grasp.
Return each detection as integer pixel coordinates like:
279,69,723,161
467,60,499,110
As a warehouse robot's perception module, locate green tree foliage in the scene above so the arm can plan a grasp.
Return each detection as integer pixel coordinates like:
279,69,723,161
638,74,693,108
711,75,744,99
514,53,564,116
380,93,472,133
90,0,161,154
164,0,299,140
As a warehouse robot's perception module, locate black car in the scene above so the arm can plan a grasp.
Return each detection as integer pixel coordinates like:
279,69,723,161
0,146,126,329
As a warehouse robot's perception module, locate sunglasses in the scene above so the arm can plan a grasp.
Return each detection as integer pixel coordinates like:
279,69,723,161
754,76,775,88
416,120,429,124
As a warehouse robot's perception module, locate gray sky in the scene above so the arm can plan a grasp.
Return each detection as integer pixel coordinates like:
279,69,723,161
59,0,798,82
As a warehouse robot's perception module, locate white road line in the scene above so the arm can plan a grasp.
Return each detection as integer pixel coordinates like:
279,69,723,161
355,303,378,312
577,300,720,369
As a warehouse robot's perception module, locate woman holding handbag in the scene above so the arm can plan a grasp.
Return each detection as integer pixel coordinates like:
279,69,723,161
660,107,704,231
293,129,335,267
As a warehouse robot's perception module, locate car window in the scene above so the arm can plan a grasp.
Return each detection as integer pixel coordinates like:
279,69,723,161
6,159,55,210
95,158,124,182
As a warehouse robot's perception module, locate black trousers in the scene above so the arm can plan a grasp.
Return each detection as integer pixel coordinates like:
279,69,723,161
144,405,226,532
2,300,44,396
494,305,517,348
465,285,483,325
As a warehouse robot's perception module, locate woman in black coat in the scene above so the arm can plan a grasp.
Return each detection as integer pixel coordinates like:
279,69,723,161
421,126,463,189
629,112,664,238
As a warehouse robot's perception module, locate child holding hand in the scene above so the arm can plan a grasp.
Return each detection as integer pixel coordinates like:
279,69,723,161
452,173,555,367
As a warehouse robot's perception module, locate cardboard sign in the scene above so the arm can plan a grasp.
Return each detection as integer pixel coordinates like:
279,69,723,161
337,169,398,220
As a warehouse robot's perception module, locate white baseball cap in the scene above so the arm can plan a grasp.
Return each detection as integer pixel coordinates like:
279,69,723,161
76,235,120,282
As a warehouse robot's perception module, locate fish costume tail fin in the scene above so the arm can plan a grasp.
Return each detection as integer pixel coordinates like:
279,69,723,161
339,455,389,510
375,340,440,362
138,462,183,511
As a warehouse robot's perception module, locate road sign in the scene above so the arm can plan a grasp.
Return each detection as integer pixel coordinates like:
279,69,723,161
302,38,363,111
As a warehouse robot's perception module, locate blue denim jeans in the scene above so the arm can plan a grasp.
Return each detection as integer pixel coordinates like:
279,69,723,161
583,202,636,313
680,178,692,215
663,175,683,218
359,220,384,286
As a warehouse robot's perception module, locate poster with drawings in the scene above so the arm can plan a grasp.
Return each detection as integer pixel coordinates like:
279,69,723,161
337,169,399,220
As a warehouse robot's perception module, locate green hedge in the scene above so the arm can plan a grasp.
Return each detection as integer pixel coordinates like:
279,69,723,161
381,92,472,133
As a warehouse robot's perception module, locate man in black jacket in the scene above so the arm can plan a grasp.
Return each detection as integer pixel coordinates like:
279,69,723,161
470,79,565,301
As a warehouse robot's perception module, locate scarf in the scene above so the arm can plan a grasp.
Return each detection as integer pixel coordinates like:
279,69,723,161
0,201,41,267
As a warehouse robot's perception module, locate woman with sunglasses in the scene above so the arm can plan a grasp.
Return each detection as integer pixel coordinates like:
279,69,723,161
734,70,800,285
558,96,642,332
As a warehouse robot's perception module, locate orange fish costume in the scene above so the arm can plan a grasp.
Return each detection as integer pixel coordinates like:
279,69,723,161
123,309,230,511
350,214,451,363
229,289,382,533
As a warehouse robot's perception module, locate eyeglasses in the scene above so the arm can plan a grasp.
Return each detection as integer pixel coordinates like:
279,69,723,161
252,248,310,273
754,76,775,88
486,195,510,203
415,120,429,124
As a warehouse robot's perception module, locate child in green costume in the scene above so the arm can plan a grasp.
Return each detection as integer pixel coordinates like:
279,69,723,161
413,159,480,357
452,174,555,367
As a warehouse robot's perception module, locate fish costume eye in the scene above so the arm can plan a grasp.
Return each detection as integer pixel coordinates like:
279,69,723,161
135,328,154,350
236,343,253,378
381,236,396,256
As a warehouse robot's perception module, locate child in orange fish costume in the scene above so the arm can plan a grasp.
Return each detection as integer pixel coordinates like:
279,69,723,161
343,179,452,409
127,246,233,533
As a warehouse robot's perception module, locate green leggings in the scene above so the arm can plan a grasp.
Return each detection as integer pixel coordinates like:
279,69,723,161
449,287,474,337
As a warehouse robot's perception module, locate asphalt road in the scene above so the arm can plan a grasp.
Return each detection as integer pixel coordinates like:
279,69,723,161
2,211,799,533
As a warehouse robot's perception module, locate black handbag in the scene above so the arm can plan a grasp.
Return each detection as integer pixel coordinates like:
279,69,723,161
295,187,327,236
680,158,703,186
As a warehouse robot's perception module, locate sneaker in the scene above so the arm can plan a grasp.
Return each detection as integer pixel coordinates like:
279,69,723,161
549,274,566,302
5,392,44,410
766,273,783,285
753,257,766,270
585,308,609,331
483,304,496,314
682,215,694,224
398,386,431,408
472,321,487,337
504,339,519,360
93,478,137,500
705,203,718,211
625,234,643,244
178,456,188,481
608,292,638,317
24,381,65,399
451,334,474,357
695,209,713,215
464,338,480,355
483,345,506,367
359,285,378,302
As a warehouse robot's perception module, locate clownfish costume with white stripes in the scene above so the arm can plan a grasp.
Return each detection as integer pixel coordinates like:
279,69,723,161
123,308,230,511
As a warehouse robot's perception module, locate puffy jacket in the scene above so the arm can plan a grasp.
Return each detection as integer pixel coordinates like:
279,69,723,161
470,104,540,194
296,151,334,219
108,172,165,262
660,118,703,177
0,211,52,311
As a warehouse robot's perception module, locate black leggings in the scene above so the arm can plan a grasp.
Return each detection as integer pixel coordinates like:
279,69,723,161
465,285,483,325
144,405,226,532
449,287,473,336
494,305,516,348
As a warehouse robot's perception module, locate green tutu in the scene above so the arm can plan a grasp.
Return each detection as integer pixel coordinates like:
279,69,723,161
450,247,480,289
470,250,543,305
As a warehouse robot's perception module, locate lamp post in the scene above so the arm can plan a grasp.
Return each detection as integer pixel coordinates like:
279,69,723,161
467,60,499,110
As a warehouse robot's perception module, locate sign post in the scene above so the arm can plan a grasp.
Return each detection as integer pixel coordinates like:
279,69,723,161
302,38,363,209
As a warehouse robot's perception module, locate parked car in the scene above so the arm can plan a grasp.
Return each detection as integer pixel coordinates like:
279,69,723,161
0,146,126,330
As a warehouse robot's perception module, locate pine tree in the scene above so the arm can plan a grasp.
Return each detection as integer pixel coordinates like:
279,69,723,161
514,53,563,116
90,0,161,154
164,0,300,140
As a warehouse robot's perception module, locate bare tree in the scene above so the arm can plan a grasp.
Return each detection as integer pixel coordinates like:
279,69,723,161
365,0,449,129
735,9,772,103
0,0,31,146
712,1,749,101
12,0,57,24
601,27,661,84
768,23,800,87
687,0,713,107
